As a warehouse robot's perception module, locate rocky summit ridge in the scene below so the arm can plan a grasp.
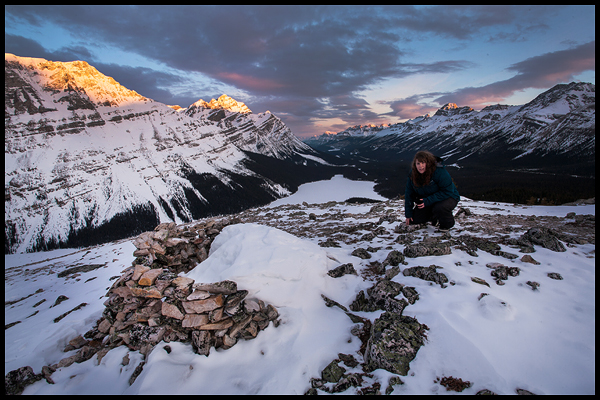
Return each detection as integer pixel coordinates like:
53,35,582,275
4,195,595,394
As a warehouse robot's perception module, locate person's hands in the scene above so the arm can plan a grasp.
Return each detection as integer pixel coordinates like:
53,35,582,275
416,198,425,209
405,217,412,225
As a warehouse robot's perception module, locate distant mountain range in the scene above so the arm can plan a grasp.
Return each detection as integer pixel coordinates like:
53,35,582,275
5,53,336,253
305,82,595,172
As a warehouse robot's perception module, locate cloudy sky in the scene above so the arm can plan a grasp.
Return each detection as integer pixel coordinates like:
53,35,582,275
5,5,595,138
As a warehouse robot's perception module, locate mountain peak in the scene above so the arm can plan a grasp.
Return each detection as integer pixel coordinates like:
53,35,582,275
441,102,459,109
520,81,595,114
191,94,252,114
434,103,474,117
5,52,149,110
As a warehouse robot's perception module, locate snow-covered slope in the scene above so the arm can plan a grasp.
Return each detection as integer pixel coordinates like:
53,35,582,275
184,99,315,159
4,53,323,254
305,82,595,164
5,178,595,394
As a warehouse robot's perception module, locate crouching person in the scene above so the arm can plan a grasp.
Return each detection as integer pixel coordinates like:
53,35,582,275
404,150,460,231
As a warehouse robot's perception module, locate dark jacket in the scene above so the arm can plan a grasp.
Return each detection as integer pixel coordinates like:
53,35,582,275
405,165,460,218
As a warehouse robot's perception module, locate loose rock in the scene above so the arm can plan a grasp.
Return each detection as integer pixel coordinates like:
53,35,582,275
321,360,346,383
382,250,406,267
519,226,566,252
351,248,372,259
364,312,428,376
5,366,43,395
439,376,472,392
403,241,451,258
520,255,540,265
327,263,357,278
486,263,520,285
402,265,449,287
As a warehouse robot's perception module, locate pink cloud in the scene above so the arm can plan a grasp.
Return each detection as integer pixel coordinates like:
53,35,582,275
215,72,286,92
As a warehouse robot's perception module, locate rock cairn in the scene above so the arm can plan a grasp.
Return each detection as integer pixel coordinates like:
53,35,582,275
95,218,280,358
130,219,222,275
7,218,280,393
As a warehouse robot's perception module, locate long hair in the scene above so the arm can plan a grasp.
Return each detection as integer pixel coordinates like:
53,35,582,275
410,150,437,187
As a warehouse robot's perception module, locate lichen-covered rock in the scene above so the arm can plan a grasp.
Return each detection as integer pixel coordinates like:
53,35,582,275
349,278,409,314
321,360,346,383
453,235,517,259
439,376,472,392
402,265,449,287
547,272,563,280
486,263,520,284
403,241,451,258
327,263,357,278
364,312,428,376
332,373,365,393
5,366,43,395
382,250,406,267
367,278,404,300
351,247,372,259
191,330,213,356
518,226,566,252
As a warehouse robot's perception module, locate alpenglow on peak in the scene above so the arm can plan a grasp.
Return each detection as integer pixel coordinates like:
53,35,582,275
192,94,252,114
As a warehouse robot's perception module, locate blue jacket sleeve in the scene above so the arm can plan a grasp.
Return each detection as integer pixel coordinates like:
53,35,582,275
422,168,459,207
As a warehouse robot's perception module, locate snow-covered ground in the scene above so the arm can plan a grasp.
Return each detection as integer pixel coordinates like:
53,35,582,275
5,176,595,394
269,174,387,207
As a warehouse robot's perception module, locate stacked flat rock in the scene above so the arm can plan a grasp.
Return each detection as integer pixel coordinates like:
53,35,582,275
131,220,224,274
92,218,280,357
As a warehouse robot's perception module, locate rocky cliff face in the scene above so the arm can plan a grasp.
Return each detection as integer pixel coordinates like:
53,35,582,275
4,53,324,254
184,98,315,159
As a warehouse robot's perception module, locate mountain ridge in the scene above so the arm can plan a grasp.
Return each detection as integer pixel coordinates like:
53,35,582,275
306,81,595,164
4,53,333,254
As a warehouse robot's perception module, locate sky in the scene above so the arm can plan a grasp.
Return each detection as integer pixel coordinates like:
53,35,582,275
4,5,595,138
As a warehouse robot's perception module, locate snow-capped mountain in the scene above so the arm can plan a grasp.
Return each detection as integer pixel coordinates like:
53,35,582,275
183,97,314,159
305,82,595,167
4,53,325,254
